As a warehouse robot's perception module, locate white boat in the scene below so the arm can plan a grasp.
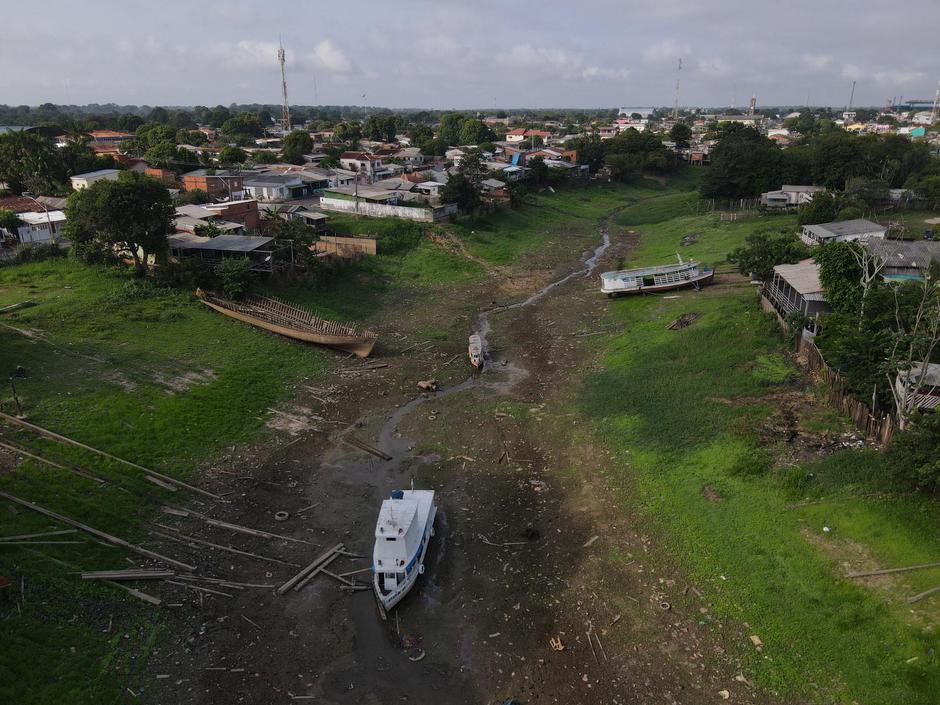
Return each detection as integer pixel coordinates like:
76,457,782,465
600,257,714,296
372,489,437,612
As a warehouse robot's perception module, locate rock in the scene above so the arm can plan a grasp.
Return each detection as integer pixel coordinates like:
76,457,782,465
749,634,763,650
718,689,730,699
417,380,438,392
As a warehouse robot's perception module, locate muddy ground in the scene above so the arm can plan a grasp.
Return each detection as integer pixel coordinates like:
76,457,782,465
143,214,783,705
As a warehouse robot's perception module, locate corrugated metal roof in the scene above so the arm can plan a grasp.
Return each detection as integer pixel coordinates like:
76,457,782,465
169,234,273,252
773,259,824,295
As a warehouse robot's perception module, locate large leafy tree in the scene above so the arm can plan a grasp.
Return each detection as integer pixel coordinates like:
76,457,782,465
64,172,174,273
281,131,313,164
700,125,781,199
727,230,811,280
0,131,64,194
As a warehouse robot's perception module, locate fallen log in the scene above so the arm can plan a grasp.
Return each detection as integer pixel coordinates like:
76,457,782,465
342,435,392,461
0,490,196,572
908,585,940,604
845,560,940,579
0,412,222,500
276,543,344,595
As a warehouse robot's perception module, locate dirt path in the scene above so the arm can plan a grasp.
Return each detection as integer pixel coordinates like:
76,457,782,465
144,210,783,705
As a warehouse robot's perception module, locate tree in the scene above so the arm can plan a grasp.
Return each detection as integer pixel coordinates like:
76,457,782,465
221,112,264,139
0,208,22,236
64,171,174,274
281,130,313,164
700,125,781,199
441,173,480,213
797,191,840,226
216,258,253,299
438,113,466,145
527,156,548,186
174,189,210,205
458,119,495,146
219,146,247,164
455,149,487,189
886,409,940,492
727,230,811,280
669,123,692,150
0,131,63,194
566,135,605,172
604,153,642,183
143,140,186,169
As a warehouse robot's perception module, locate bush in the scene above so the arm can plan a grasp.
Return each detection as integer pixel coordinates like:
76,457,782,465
1,242,67,267
885,410,940,494
216,258,253,300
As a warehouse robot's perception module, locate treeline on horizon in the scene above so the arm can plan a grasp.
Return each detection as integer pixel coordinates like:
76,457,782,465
0,102,875,129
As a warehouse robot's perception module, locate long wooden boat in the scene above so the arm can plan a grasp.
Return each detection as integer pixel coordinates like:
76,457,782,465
600,259,714,296
195,289,377,358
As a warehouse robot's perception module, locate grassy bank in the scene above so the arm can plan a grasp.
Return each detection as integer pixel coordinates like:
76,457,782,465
579,196,940,703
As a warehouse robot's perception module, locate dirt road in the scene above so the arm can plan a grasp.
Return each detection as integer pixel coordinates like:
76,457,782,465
145,210,780,705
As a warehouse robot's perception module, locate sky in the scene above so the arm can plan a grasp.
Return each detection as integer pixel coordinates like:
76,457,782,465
2,0,939,110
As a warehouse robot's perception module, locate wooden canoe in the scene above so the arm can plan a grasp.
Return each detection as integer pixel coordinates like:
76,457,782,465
196,289,377,358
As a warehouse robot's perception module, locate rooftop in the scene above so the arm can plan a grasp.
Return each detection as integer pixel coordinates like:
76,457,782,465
773,259,825,296
72,168,120,179
168,234,274,252
803,219,885,239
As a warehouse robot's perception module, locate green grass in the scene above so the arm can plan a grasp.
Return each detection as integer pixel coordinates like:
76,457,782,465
579,206,940,702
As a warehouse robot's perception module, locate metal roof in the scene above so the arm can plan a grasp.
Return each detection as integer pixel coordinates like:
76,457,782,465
863,239,940,270
72,168,120,179
803,219,885,239
773,259,824,295
168,234,274,252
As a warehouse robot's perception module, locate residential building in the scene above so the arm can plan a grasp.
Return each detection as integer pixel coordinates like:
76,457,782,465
505,129,552,144
618,107,655,118
760,185,825,209
180,169,245,200
861,239,940,282
88,130,134,144
394,147,424,165
204,199,261,230
895,363,940,411
762,259,831,329
339,151,385,181
70,168,121,190
144,167,178,186
800,219,886,246
242,174,309,202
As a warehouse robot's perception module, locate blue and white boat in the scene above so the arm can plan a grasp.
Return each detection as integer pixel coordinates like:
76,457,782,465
600,257,713,296
372,489,436,612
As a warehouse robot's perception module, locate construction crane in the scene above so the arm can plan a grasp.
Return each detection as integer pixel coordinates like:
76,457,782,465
672,58,682,120
277,39,291,133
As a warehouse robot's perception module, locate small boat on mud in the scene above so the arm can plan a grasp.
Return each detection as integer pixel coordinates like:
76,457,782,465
468,334,484,368
372,489,436,612
600,257,714,296
195,288,377,357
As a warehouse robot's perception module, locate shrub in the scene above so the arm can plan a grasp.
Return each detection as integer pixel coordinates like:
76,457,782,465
216,258,253,300
1,242,67,267
885,409,940,494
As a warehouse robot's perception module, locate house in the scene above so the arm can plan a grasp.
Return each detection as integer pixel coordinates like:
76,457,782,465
88,130,134,144
144,167,178,186
339,151,385,181
394,147,424,165
861,239,940,282
895,363,940,411
180,169,245,200
413,181,446,198
242,174,309,202
761,185,825,209
168,233,292,273
505,129,552,144
0,210,67,245
618,107,655,118
70,168,121,190
481,178,506,192
204,200,261,230
800,219,886,246
597,125,619,140
761,259,831,329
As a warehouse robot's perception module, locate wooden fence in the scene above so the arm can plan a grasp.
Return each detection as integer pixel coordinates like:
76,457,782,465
795,333,896,445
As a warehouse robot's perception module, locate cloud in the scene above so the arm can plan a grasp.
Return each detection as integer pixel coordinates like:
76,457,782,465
873,69,926,85
696,57,730,77
495,44,628,82
841,63,863,81
642,39,689,66
303,40,353,74
801,54,833,71
201,40,282,70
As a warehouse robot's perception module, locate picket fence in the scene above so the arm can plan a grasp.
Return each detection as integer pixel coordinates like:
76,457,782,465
795,333,896,445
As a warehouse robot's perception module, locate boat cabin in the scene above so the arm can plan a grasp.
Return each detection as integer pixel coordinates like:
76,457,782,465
374,490,430,592
600,260,712,295
468,334,483,368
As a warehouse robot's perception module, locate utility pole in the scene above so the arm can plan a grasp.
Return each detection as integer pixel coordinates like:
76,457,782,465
848,80,857,112
672,58,682,120
278,39,291,133
932,80,940,124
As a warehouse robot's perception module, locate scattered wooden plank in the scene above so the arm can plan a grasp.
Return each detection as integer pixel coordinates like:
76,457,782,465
336,567,371,578
297,503,320,514
143,475,178,492
166,579,233,598
0,529,77,542
0,300,35,314
845,561,940,579
293,552,342,592
478,534,528,548
908,585,940,604
0,412,222,500
163,507,312,545
0,439,106,484
582,535,600,548
342,434,392,461
276,543,344,595
0,490,196,572
320,568,356,586
177,575,275,589
0,540,83,545
150,528,300,567
82,570,175,581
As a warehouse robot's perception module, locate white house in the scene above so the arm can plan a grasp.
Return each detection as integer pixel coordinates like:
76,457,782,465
800,219,886,246
70,168,121,190
11,211,67,244
242,174,307,202
761,185,825,209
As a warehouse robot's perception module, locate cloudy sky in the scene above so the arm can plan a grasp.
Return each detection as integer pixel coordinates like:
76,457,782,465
2,0,938,109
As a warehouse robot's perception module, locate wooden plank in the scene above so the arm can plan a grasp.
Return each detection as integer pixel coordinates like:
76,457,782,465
908,585,940,604
293,552,341,592
276,543,344,595
150,528,299,567
166,579,233,598
342,435,392,461
0,439,106,484
0,412,221,500
846,561,940,579
0,529,77,542
0,540,84,545
0,490,196,572
166,506,312,545
82,570,175,581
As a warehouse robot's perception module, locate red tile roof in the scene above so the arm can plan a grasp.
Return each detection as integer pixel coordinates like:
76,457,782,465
507,128,527,136
0,195,48,213
89,130,134,140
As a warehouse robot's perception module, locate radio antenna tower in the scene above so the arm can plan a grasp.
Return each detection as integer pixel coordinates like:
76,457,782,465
278,38,291,133
672,58,682,120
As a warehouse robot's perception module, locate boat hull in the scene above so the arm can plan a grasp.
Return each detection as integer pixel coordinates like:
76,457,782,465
604,270,714,296
199,299,377,357
373,506,436,612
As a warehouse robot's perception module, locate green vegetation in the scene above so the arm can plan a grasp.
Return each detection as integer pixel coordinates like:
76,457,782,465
580,192,940,703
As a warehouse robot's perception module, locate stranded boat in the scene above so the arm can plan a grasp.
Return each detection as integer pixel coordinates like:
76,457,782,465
195,288,377,357
600,258,714,297
373,489,437,612
468,334,484,368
